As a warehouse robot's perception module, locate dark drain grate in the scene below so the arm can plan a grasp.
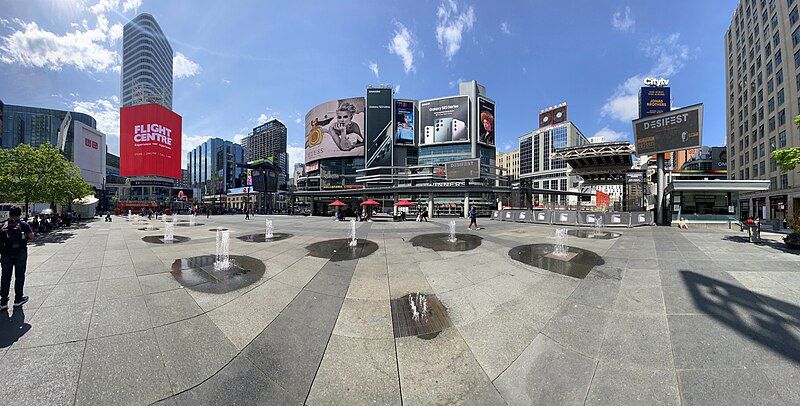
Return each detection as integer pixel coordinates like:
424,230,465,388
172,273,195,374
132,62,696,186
390,293,451,338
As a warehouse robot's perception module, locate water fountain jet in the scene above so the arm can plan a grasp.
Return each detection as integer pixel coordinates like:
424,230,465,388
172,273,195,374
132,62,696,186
348,219,357,247
265,219,274,239
214,230,232,271
447,220,457,243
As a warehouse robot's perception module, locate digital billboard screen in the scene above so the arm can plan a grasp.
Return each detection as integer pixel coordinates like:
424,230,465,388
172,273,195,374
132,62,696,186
539,104,567,128
419,96,469,145
478,97,495,146
445,158,481,180
632,103,703,155
394,100,415,145
639,86,671,118
120,103,182,179
711,146,727,170
365,88,393,168
73,121,106,189
305,97,365,163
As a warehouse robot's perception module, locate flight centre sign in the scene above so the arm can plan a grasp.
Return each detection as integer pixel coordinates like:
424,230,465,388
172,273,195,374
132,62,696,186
632,103,703,155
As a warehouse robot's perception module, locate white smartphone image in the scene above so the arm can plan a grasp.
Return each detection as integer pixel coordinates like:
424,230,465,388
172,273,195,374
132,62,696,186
451,118,467,141
435,118,452,142
424,126,435,144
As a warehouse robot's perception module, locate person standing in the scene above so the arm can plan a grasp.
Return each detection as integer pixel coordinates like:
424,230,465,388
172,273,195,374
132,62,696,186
421,208,429,222
468,207,478,230
0,206,35,310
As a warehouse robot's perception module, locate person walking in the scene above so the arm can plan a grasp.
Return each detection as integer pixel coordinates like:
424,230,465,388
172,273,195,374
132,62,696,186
245,207,250,220
468,207,479,230
421,208,429,222
105,211,112,222
0,206,35,310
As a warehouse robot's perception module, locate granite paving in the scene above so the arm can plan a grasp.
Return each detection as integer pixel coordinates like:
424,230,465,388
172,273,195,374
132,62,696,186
0,214,798,405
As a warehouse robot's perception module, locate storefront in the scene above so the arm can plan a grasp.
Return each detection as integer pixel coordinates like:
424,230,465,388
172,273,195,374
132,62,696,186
666,179,770,226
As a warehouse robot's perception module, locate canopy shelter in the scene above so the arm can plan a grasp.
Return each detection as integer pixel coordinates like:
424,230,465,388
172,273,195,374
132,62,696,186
328,200,347,207
360,199,380,206
394,200,415,207
550,142,636,185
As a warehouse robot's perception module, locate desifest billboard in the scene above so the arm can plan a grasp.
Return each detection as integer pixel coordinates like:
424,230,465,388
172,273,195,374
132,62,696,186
119,103,182,179
305,97,365,163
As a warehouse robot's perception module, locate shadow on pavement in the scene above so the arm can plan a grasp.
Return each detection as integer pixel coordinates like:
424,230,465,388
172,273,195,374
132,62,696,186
682,270,800,365
721,235,800,255
0,308,31,348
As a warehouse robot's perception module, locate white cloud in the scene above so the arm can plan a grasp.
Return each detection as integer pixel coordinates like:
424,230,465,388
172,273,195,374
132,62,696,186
173,52,201,79
0,19,118,73
435,0,476,60
89,0,141,14
221,79,231,84
448,77,464,88
600,33,690,122
500,22,510,34
612,6,635,32
181,133,212,168
592,127,629,142
388,21,416,73
393,84,400,94
287,144,304,172
71,96,120,138
368,61,379,79
108,23,123,43
233,133,247,144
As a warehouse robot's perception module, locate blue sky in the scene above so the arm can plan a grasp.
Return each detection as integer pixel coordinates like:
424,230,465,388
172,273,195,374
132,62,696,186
0,0,736,169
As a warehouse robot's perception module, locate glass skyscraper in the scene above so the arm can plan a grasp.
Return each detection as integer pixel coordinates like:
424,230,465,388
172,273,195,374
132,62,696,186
121,13,173,109
187,138,246,195
0,103,97,159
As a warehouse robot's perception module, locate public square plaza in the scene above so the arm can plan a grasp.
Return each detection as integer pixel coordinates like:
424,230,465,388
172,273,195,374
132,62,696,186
0,215,798,405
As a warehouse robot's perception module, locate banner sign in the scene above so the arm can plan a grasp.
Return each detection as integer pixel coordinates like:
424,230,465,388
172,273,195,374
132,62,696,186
632,103,703,155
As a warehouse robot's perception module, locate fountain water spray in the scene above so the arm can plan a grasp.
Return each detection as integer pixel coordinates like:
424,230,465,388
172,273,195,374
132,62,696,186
265,219,274,239
409,294,419,320
448,220,457,243
408,292,429,321
593,216,604,238
163,219,175,242
553,228,568,257
189,214,196,227
348,219,357,247
214,230,232,271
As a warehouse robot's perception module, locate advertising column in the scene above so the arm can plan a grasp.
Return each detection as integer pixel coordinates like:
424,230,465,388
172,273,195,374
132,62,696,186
365,88,393,168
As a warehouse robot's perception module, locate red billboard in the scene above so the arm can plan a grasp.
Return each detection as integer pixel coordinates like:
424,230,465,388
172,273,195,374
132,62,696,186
120,104,182,179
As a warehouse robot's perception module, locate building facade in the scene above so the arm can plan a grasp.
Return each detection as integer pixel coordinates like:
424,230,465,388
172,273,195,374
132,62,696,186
726,0,800,222
243,119,288,183
121,13,173,110
519,118,588,206
497,150,520,181
186,138,246,196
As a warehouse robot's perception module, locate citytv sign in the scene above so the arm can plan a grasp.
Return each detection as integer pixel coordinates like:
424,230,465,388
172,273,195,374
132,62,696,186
643,77,669,87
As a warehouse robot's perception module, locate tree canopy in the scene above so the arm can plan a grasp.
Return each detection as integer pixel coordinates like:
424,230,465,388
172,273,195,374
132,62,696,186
0,143,93,209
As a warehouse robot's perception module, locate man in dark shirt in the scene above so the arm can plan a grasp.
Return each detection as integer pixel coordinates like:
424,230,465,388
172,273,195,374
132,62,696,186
0,206,35,310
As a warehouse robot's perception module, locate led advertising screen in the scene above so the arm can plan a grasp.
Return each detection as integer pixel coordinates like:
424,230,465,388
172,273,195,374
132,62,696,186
394,99,415,145
120,103,182,179
445,158,481,180
365,88,393,168
478,97,495,146
639,86,671,118
305,97,365,163
539,104,567,128
711,146,728,170
632,103,703,155
419,96,469,145
72,121,106,189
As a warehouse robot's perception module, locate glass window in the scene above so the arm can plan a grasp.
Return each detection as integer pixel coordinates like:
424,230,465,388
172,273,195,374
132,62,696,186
792,6,800,24
777,69,784,85
776,49,782,65
769,97,775,112
760,143,766,157
768,79,775,94
760,161,766,175
779,109,786,125
767,60,773,74
781,174,789,189
774,31,781,45
779,131,787,147
769,116,776,131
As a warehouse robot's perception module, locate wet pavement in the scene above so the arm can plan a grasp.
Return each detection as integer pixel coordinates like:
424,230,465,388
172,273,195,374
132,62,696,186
567,229,622,239
508,243,604,279
170,255,266,293
409,233,482,251
236,233,293,242
3,215,800,406
141,235,191,244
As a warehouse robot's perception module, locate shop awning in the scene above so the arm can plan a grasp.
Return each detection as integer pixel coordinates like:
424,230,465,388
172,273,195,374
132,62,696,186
666,180,770,194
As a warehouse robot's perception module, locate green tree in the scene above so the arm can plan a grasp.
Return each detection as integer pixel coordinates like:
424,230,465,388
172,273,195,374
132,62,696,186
0,143,92,213
771,116,800,172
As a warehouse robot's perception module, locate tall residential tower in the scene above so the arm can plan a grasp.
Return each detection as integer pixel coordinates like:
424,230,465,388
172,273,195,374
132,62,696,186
121,13,173,109
243,119,288,183
726,0,800,221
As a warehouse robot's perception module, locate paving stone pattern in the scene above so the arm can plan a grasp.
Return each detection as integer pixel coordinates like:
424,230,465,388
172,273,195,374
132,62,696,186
0,215,798,405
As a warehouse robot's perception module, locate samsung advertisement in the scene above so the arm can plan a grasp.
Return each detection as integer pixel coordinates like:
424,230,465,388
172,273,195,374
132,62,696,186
305,97,365,163
365,88,393,168
632,103,703,155
419,96,469,145
394,99,415,145
478,97,495,146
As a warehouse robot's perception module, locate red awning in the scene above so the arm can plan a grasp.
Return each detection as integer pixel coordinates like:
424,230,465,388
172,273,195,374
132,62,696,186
394,200,415,207
360,199,380,206
328,200,348,207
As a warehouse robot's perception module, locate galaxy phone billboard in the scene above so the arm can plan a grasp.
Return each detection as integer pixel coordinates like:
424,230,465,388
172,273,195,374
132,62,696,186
419,96,469,145
120,103,182,179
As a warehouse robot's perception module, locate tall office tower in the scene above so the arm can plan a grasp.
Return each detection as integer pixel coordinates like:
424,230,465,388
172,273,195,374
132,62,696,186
726,0,800,221
121,13,173,109
186,138,246,195
243,119,288,183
